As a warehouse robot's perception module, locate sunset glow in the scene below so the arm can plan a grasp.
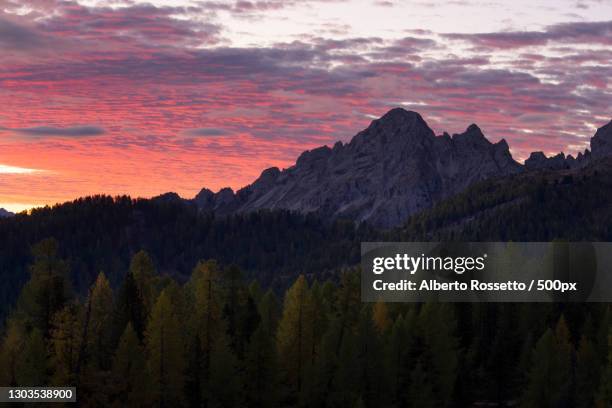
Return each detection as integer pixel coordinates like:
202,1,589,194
1,0,611,210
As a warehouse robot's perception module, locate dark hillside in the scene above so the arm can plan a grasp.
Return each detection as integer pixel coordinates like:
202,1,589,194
0,196,374,317
400,158,612,241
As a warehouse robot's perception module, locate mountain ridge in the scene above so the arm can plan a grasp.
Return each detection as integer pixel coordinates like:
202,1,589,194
188,108,612,227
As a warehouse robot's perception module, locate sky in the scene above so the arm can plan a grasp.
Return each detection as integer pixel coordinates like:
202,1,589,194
0,0,611,212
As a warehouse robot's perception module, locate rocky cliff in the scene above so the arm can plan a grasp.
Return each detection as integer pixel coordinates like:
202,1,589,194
194,108,523,227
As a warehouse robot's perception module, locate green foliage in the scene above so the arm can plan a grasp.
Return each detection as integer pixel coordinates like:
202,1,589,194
276,275,314,403
145,290,186,407
85,272,114,371
16,328,47,386
112,323,150,406
16,238,71,336
522,324,572,408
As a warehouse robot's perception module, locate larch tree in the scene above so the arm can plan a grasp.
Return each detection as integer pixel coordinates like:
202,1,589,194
576,335,599,408
372,300,392,334
596,328,612,408
16,238,71,337
276,275,314,403
145,290,186,407
113,322,150,407
418,302,459,407
84,272,114,371
113,269,146,343
522,327,572,407
49,304,82,386
0,319,26,386
188,260,228,407
129,250,157,314
15,328,47,387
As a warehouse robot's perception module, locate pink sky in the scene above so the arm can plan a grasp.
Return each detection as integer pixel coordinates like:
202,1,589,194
0,0,611,212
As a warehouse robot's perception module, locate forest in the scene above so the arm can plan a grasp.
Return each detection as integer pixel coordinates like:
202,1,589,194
0,195,374,320
0,238,610,407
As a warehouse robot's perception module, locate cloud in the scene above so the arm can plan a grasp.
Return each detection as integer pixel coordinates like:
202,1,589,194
0,164,41,174
8,125,106,138
0,16,47,49
184,127,233,136
444,20,612,49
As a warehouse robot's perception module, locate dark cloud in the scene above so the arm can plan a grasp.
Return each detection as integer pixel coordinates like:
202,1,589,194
444,20,612,49
0,16,47,49
25,2,223,50
9,125,106,138
184,128,233,136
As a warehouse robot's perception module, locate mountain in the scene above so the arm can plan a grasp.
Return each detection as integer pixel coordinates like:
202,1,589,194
524,119,612,170
401,156,612,241
0,208,14,218
194,108,523,227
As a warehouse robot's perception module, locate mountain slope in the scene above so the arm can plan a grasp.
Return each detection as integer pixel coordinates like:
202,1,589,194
195,108,522,227
400,157,612,241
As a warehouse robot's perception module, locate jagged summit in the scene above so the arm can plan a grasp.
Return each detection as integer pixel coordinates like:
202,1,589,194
524,118,610,170
190,109,612,227
192,108,522,227
377,108,428,126
591,119,612,159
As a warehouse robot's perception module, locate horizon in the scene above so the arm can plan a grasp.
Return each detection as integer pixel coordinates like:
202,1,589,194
1,0,611,211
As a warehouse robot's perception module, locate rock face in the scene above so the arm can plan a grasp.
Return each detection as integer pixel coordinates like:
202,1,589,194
591,120,612,159
524,119,612,171
0,208,14,218
524,151,591,171
193,108,523,227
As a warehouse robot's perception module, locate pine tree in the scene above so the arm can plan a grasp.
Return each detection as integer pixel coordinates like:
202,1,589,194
276,275,314,403
16,238,71,336
332,323,360,407
258,290,280,336
112,323,150,406
209,336,242,408
0,319,26,386
15,328,47,386
554,315,573,404
113,269,146,343
596,328,611,408
245,323,278,408
354,306,390,407
522,328,572,407
408,361,437,408
387,312,416,406
576,335,599,408
85,272,114,371
129,250,157,314
187,260,227,407
49,304,81,385
418,303,459,406
145,290,185,407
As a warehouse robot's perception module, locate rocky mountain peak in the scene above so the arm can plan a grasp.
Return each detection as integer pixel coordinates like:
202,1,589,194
591,120,612,159
378,108,428,126
193,108,526,227
453,124,490,147
350,108,435,151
